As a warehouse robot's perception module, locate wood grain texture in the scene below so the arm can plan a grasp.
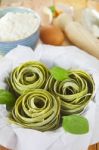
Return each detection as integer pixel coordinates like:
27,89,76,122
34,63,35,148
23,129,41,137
88,144,97,150
0,146,9,150
96,143,99,150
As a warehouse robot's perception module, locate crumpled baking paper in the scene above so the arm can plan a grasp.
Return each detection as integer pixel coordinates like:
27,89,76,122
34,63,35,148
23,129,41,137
0,44,99,150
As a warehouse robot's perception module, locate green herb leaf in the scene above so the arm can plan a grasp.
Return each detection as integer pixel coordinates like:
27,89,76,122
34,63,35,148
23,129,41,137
0,89,16,110
49,5,56,14
50,66,70,81
62,115,89,134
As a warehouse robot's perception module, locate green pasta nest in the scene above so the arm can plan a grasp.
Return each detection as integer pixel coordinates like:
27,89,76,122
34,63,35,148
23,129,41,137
8,61,95,131
9,89,61,132
46,70,95,115
9,61,50,95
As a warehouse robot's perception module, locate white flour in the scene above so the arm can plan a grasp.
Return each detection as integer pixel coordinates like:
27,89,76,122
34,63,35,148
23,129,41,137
0,12,39,41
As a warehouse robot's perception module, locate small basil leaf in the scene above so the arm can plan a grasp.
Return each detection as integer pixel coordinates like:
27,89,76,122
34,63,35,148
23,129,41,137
50,66,70,81
0,89,16,110
62,115,89,134
49,5,56,14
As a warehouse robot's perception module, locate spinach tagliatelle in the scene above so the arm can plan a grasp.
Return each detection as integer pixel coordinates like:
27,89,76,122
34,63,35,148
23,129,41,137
9,61,50,95
9,89,61,131
46,70,95,115
8,61,95,132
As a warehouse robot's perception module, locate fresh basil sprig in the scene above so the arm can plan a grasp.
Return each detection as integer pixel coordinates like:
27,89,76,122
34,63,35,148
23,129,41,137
62,115,89,134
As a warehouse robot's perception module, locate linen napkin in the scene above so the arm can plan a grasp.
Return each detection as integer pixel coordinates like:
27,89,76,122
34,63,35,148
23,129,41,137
0,44,99,150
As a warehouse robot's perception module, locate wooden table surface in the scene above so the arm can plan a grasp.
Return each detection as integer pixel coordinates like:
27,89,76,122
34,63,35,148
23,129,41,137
0,0,99,150
89,144,99,150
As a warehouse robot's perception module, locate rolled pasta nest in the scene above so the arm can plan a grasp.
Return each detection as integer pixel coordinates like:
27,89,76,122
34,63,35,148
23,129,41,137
45,70,95,115
8,61,95,131
9,61,50,95
9,89,61,131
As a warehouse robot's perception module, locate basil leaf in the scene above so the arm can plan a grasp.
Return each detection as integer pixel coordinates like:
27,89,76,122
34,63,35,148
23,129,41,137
49,5,56,14
50,66,70,81
0,89,16,110
62,115,89,134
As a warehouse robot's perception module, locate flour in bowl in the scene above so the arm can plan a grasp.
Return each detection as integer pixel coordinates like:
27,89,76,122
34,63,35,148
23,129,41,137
0,12,39,42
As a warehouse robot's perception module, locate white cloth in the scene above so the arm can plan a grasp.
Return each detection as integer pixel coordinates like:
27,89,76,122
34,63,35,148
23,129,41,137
0,44,99,150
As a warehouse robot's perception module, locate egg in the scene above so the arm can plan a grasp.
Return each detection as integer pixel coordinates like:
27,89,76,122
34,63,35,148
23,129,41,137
40,25,65,45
